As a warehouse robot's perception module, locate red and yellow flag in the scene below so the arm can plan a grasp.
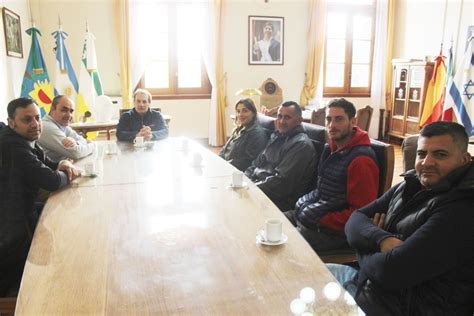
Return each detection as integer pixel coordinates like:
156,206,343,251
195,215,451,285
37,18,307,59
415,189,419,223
420,55,447,127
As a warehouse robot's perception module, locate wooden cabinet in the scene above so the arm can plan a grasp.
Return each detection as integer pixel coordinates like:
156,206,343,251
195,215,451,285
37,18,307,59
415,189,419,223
388,60,434,140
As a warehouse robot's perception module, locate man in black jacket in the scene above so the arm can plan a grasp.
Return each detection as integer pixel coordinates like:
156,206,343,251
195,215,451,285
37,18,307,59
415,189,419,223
116,89,169,142
327,121,474,315
245,101,316,211
0,97,79,296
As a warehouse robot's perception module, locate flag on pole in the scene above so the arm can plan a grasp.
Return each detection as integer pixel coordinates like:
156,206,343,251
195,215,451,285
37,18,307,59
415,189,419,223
444,36,474,136
52,28,79,99
76,29,104,122
420,55,447,128
20,26,55,117
442,43,454,121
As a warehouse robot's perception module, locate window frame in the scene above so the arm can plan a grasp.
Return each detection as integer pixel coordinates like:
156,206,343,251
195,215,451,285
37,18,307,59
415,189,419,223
137,4,211,100
323,2,376,97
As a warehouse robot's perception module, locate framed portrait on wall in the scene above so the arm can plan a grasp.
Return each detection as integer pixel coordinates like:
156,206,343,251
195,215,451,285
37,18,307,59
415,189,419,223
248,16,284,65
2,7,23,58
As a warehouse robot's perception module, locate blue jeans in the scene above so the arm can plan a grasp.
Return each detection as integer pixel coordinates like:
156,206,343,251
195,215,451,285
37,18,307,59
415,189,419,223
326,263,359,297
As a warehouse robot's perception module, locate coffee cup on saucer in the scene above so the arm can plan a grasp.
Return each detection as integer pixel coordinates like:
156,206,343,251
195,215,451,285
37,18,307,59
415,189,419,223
265,218,282,242
107,142,118,154
192,152,203,166
232,171,244,187
134,136,145,147
83,162,97,176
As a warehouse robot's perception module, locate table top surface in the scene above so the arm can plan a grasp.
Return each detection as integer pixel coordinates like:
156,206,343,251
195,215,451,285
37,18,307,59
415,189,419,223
16,138,360,315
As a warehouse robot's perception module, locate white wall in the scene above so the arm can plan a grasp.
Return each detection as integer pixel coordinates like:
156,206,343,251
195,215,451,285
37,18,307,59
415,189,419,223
394,0,474,66
0,0,29,121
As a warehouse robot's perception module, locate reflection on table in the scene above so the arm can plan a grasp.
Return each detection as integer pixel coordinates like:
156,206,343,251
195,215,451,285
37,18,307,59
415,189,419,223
16,138,360,315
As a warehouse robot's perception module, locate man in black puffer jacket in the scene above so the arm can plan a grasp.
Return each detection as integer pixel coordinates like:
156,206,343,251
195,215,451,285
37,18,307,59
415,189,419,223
327,121,474,315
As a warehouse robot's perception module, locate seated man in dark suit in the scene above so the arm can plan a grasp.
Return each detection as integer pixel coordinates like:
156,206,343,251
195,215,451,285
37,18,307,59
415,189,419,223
116,89,169,142
328,121,474,315
0,97,79,296
284,98,379,252
245,101,316,211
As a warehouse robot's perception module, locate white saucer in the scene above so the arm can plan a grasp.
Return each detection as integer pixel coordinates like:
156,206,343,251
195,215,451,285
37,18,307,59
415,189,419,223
229,182,248,189
256,230,288,246
82,172,98,178
134,144,146,148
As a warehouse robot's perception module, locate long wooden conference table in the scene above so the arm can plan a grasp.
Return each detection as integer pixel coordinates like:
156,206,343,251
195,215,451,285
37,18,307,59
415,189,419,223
16,138,360,315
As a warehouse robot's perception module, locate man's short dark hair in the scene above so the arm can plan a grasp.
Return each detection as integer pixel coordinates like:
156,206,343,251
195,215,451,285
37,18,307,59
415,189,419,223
327,98,356,119
7,97,36,119
281,101,302,117
51,95,65,110
420,121,469,152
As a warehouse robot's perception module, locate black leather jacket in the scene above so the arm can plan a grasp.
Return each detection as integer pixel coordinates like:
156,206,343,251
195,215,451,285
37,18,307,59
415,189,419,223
219,123,268,171
245,125,316,211
346,161,474,315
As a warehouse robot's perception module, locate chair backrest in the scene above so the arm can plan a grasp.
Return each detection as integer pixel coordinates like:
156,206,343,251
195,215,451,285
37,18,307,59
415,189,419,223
370,139,395,196
355,105,373,131
310,107,326,126
0,122,6,130
119,107,161,117
402,134,419,172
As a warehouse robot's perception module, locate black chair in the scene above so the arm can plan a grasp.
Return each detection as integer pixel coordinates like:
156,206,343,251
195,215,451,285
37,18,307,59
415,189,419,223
0,122,6,130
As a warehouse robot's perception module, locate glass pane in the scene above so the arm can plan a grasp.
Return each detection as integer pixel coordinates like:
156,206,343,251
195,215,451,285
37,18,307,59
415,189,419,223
145,61,169,88
326,39,345,63
177,4,204,88
327,14,346,39
326,63,345,87
352,40,371,63
351,64,370,87
353,16,372,40
178,61,201,88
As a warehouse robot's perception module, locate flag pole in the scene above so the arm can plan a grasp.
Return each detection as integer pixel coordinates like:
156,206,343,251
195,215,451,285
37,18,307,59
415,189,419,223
440,0,449,55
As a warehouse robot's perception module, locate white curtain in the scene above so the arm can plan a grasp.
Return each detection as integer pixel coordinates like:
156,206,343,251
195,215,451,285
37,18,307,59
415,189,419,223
369,0,390,139
202,0,226,146
129,1,165,90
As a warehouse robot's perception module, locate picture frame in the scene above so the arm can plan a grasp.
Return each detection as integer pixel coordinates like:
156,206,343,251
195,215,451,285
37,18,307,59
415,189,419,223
248,16,284,65
2,7,23,58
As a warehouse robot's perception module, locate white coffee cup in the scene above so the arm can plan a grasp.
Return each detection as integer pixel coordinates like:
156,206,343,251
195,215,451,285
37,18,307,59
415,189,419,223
265,218,282,242
134,136,144,147
84,162,96,176
182,139,189,151
107,142,117,154
193,152,203,166
232,171,243,187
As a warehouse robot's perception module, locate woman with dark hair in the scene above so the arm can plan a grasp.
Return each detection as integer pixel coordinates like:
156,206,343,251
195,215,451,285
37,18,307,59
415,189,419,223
219,99,268,171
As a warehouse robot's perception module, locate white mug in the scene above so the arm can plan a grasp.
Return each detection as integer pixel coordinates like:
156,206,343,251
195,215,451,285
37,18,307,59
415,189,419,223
193,153,203,166
265,218,282,242
134,136,144,147
84,162,96,176
182,139,189,151
107,142,117,154
232,171,243,187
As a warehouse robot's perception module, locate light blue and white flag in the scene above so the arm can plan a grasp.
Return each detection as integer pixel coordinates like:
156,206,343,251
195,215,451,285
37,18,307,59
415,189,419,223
445,35,474,136
52,27,79,99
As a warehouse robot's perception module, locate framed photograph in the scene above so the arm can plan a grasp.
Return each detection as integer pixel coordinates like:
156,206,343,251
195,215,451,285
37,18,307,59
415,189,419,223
2,7,23,58
248,16,284,65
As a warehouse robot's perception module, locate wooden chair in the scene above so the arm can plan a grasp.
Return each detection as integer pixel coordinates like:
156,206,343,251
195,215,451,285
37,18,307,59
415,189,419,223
319,139,394,264
310,107,326,126
0,297,17,315
355,105,374,131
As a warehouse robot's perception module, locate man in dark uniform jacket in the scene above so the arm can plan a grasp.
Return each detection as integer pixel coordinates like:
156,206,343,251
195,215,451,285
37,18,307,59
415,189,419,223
116,89,168,142
0,97,79,296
